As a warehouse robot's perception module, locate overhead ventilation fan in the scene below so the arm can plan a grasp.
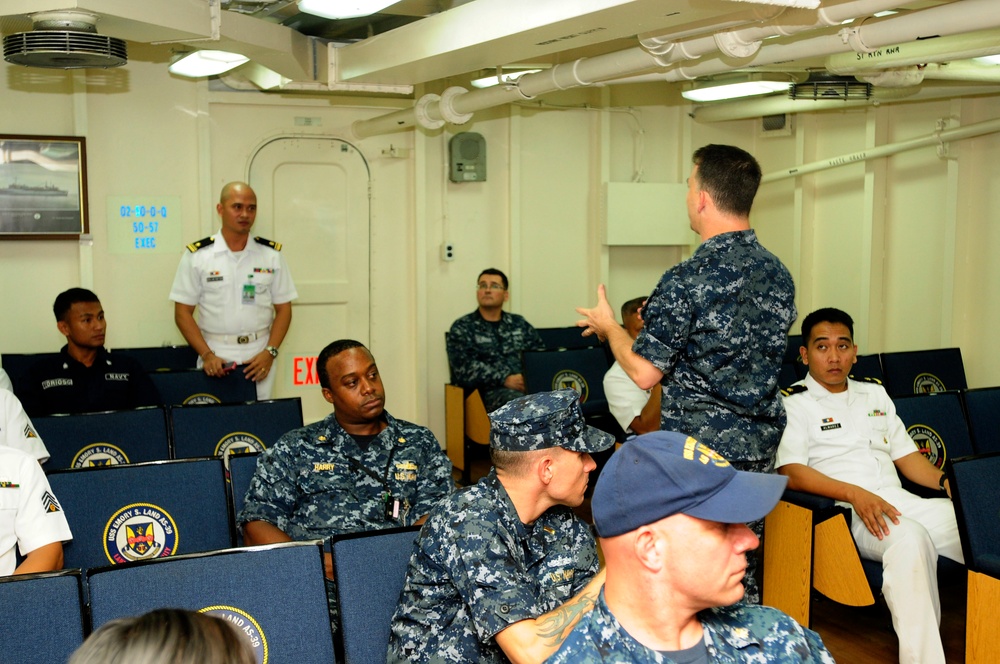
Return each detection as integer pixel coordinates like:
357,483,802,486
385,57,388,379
791,74,871,101
3,10,126,69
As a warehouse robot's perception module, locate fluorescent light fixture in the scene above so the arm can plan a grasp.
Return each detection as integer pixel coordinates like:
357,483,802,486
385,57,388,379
168,50,249,78
470,69,540,89
681,78,790,103
974,54,1000,65
297,0,396,19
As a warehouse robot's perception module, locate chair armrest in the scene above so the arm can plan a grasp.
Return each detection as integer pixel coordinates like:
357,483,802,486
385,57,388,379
780,489,855,530
781,489,835,511
979,554,1000,579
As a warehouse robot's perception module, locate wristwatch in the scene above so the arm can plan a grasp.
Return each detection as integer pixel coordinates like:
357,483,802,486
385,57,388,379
265,346,279,358
938,473,948,491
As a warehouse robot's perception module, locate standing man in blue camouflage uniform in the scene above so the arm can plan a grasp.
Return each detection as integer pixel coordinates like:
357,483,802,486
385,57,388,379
238,339,454,629
447,268,546,412
388,390,613,663
576,145,796,603
549,431,834,664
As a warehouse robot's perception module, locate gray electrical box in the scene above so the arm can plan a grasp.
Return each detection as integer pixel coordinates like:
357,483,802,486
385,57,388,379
449,132,486,182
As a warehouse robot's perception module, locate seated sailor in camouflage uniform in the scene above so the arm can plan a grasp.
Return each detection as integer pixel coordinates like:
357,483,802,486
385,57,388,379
447,268,545,412
388,389,614,663
238,339,454,629
548,431,835,664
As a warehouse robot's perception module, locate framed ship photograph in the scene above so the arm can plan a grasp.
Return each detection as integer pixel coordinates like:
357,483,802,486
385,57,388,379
0,134,88,239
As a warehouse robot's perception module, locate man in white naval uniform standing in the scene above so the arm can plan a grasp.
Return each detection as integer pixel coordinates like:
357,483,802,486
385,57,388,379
170,182,297,400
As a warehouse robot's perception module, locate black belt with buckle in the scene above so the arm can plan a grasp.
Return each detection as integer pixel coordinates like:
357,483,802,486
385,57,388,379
237,335,250,344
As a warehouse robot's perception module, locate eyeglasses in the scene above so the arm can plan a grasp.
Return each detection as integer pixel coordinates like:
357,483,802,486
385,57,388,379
477,283,506,291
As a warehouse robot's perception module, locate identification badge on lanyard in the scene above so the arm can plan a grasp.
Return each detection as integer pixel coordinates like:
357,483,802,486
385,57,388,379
242,277,256,305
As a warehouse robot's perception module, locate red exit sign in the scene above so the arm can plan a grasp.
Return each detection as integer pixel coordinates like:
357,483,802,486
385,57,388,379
293,356,320,386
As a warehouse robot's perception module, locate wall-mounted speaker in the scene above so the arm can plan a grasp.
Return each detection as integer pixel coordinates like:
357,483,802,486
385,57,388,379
449,132,486,182
759,113,793,138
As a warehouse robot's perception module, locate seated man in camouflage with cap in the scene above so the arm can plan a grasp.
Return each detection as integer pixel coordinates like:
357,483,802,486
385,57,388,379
388,389,614,663
549,431,835,663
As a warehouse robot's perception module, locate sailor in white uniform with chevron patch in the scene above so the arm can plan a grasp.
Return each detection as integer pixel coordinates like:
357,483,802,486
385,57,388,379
0,446,72,576
169,182,297,400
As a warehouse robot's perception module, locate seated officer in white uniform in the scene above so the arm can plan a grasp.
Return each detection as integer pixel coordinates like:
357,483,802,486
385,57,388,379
602,296,660,437
0,387,48,463
1,446,72,576
169,182,297,400
776,307,963,664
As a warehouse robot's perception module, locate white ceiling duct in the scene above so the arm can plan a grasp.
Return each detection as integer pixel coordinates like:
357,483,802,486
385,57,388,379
330,0,779,87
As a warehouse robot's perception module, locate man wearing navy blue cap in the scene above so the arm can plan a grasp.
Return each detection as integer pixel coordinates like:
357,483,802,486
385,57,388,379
549,431,835,663
389,389,614,664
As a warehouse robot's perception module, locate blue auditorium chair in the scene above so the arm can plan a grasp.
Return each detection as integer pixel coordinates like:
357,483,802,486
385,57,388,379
47,457,233,572
32,406,171,470
114,345,198,372
0,569,85,663
331,526,420,664
781,334,806,383
947,452,1000,663
228,452,260,546
536,326,601,351
849,353,884,384
169,398,303,460
88,541,334,664
777,362,800,390
148,368,257,406
948,452,1000,576
0,352,58,400
782,334,803,365
879,348,967,397
892,391,975,472
961,386,1000,455
522,347,611,417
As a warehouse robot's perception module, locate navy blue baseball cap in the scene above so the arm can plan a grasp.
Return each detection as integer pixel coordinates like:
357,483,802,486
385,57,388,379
592,431,787,537
490,389,615,453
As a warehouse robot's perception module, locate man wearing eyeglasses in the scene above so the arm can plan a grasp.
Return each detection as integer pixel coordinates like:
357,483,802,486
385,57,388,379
447,268,545,412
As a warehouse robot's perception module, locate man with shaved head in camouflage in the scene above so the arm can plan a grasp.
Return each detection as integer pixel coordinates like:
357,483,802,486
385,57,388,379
388,390,613,663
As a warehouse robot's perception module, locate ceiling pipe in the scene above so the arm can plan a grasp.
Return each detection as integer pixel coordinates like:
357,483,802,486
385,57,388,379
691,83,1000,122
653,0,1000,84
920,61,1000,84
349,0,904,139
563,0,904,86
761,116,1000,183
826,28,1000,75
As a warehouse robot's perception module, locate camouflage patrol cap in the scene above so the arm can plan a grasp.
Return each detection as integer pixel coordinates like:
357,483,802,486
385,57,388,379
489,389,615,453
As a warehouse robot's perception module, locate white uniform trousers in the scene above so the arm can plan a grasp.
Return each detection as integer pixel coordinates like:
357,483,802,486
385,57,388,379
848,487,964,664
196,335,274,400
